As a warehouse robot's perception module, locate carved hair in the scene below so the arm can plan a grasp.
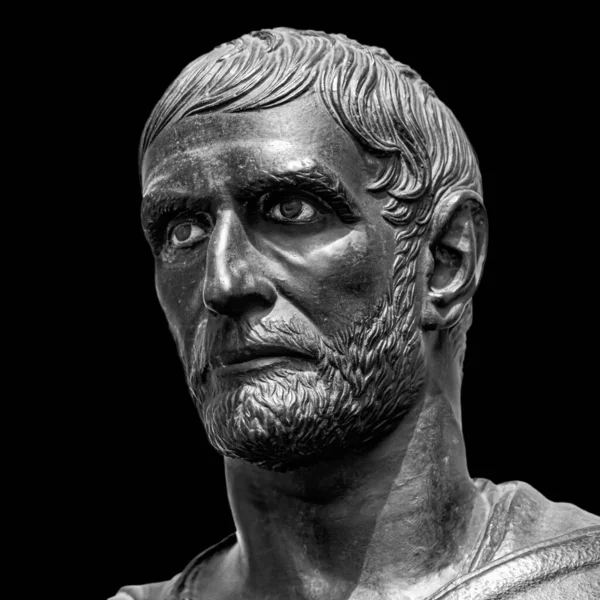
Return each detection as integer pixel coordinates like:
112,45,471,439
141,28,481,358
140,28,481,203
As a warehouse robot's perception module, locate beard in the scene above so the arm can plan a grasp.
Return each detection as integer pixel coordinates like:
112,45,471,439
184,260,426,472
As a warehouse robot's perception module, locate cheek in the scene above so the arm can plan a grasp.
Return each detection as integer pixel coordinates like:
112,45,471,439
270,227,396,333
155,265,206,354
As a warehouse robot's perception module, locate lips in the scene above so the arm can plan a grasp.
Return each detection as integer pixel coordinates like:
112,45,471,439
209,343,315,373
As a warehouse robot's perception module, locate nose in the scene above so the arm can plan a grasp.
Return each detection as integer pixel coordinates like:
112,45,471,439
203,209,277,318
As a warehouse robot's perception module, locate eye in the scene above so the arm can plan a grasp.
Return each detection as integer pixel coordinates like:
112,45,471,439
266,195,320,223
169,222,207,247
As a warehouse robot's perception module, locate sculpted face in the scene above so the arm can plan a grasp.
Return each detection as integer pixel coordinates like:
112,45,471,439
141,93,426,470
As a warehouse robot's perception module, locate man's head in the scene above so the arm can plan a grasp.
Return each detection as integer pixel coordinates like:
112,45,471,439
140,28,488,471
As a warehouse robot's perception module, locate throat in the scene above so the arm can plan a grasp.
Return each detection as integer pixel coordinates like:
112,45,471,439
219,391,486,599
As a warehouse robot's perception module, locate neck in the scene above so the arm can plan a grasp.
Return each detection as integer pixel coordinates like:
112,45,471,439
221,377,487,599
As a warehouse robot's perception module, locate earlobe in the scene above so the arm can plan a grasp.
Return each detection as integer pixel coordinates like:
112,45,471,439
421,190,488,330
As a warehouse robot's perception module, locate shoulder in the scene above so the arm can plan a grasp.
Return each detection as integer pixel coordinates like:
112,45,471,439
433,479,600,599
430,527,600,599
108,533,238,600
478,478,600,560
108,574,180,600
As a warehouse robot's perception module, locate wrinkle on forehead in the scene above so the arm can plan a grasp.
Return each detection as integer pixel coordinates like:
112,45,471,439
143,140,297,196
141,94,380,195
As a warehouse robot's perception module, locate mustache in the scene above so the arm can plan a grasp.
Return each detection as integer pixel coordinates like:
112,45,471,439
189,317,338,383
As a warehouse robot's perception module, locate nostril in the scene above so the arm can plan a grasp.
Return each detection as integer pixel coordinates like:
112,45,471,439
202,276,277,318
229,292,276,318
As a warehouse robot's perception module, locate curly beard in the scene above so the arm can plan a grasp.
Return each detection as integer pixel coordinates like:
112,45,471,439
184,259,425,472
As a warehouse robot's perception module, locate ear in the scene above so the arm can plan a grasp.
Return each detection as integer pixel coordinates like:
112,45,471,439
421,190,488,330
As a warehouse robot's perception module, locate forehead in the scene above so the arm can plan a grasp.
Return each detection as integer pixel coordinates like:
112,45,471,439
141,93,378,198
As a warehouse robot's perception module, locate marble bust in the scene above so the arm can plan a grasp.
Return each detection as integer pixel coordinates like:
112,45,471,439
112,28,599,599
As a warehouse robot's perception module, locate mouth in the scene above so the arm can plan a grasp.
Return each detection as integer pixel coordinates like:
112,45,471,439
209,345,316,376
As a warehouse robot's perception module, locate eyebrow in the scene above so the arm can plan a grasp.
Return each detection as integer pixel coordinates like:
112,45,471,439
240,164,361,223
141,163,361,227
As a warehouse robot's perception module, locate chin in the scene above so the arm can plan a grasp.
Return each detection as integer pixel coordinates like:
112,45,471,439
195,357,423,472
196,367,344,471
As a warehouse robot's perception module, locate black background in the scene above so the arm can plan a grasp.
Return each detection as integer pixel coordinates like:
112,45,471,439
48,11,597,598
